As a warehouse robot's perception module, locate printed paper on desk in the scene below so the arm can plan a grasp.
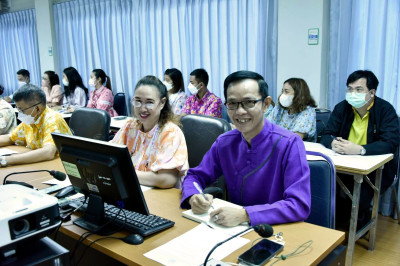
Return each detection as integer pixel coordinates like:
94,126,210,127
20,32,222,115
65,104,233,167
303,142,337,156
0,148,18,156
42,176,72,186
140,185,153,192
182,198,250,236
144,223,249,266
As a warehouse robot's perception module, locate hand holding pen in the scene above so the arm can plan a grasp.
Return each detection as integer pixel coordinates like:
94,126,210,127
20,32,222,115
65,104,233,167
189,182,214,214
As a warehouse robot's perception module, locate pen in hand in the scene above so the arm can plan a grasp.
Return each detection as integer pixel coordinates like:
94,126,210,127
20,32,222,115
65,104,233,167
193,181,214,209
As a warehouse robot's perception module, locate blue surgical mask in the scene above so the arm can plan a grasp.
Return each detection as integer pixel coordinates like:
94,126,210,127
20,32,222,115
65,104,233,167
346,92,371,108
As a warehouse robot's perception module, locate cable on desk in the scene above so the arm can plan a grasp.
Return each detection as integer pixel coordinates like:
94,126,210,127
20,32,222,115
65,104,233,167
51,196,88,242
269,240,313,265
70,208,127,265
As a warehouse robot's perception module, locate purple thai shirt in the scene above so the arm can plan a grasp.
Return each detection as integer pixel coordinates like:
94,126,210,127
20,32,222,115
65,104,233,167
181,119,311,225
183,90,222,118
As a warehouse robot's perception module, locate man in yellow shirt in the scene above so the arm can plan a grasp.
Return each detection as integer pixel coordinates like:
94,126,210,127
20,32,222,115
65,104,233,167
321,70,399,230
0,84,72,166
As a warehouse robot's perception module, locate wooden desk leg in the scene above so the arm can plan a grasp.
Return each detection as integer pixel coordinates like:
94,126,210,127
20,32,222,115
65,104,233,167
345,173,363,266
368,166,383,251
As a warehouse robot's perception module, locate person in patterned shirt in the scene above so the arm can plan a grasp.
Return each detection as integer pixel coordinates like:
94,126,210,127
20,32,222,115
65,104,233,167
0,84,71,167
182,68,222,118
111,75,189,188
87,69,118,117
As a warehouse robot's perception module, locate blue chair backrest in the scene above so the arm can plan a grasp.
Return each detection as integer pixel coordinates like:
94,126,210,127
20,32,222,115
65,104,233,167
113,92,127,116
305,151,336,229
221,104,231,123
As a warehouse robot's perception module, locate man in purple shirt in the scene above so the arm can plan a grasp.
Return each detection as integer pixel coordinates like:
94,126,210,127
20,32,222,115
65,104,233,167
182,68,222,118
181,71,311,227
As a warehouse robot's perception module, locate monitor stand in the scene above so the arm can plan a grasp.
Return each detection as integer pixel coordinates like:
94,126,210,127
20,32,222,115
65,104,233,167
73,193,118,235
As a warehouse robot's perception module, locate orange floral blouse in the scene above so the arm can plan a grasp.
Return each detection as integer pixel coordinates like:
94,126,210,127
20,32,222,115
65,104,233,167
110,119,189,186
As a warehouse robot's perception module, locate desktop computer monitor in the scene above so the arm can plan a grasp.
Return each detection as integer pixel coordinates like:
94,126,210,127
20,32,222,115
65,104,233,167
51,132,150,232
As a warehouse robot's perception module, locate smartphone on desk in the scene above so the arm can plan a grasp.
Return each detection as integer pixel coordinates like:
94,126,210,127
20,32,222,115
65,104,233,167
238,239,284,266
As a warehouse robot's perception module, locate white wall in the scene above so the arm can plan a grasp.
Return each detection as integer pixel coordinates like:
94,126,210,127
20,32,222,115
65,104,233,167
8,0,34,12
34,0,58,74
277,0,330,108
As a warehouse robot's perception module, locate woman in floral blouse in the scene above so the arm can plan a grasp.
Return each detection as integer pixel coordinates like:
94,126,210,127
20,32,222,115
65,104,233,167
267,78,317,142
87,69,118,117
163,68,187,115
111,75,189,188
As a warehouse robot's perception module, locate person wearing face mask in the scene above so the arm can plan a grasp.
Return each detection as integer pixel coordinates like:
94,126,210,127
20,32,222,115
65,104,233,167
62,67,88,111
163,68,187,115
111,76,189,189
267,78,317,141
86,69,118,117
41,70,63,107
0,84,71,166
321,70,399,230
182,68,222,118
4,69,30,103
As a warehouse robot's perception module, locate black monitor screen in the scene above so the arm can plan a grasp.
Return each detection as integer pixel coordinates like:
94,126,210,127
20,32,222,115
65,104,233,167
52,132,149,216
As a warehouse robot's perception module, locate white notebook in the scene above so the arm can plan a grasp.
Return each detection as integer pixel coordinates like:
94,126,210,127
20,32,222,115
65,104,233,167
182,198,250,236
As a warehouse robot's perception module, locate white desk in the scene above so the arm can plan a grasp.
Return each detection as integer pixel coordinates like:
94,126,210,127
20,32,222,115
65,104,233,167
304,142,393,266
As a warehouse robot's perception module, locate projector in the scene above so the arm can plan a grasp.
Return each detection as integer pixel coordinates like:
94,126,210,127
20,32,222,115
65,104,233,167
0,184,61,258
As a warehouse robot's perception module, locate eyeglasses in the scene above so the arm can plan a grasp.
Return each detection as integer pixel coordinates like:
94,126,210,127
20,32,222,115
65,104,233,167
17,102,41,114
347,87,366,93
132,100,155,110
225,99,263,110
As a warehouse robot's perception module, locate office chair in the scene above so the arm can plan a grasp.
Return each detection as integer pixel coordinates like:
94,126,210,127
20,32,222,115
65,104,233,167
390,145,400,223
181,114,231,199
389,116,400,223
305,151,336,229
113,92,127,116
316,108,331,143
221,104,232,123
69,107,111,141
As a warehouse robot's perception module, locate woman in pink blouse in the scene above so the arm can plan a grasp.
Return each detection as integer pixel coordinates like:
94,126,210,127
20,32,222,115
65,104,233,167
87,69,118,117
41,71,63,106
163,68,187,115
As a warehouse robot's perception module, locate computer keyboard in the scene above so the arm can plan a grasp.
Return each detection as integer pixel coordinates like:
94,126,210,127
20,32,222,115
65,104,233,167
66,196,175,237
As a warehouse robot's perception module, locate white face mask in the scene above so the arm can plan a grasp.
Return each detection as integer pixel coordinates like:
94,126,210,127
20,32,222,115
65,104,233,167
62,79,69,86
17,107,36,125
18,81,26,88
163,81,173,91
279,94,294,108
89,78,96,87
188,83,199,95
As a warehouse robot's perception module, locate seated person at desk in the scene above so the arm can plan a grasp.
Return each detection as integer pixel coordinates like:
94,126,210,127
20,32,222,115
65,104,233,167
62,66,88,111
0,98,17,134
0,84,71,166
87,69,118,117
163,68,187,115
320,70,399,228
182,68,222,118
5,69,31,103
180,71,311,227
111,76,189,188
42,70,63,107
267,78,317,142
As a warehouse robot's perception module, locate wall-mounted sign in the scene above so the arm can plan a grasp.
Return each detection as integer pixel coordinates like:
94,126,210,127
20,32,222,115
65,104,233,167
308,28,319,45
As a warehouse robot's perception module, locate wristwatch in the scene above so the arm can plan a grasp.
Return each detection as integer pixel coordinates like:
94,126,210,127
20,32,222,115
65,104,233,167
0,156,7,167
360,147,366,156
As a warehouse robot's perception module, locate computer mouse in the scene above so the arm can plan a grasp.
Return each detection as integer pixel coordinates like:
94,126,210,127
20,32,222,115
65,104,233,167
122,234,144,245
55,186,76,199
